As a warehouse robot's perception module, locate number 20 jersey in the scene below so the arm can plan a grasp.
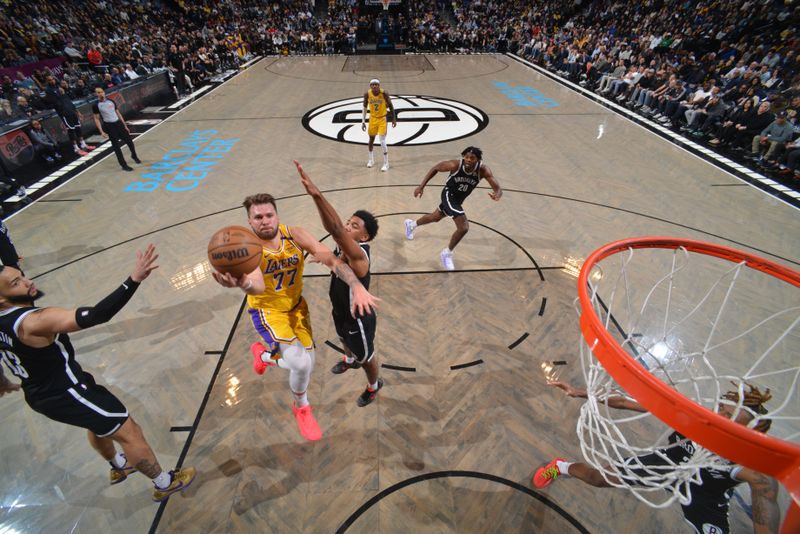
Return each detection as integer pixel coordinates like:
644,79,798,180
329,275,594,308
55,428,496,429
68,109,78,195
444,159,482,204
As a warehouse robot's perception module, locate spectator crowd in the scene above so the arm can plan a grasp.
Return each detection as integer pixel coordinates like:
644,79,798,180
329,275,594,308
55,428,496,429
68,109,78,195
0,0,798,180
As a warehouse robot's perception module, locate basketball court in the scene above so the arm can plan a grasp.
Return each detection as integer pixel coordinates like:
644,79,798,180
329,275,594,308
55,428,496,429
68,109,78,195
1,54,797,533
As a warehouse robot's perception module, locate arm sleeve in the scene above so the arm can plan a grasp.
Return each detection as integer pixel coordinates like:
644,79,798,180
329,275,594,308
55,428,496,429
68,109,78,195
75,277,140,328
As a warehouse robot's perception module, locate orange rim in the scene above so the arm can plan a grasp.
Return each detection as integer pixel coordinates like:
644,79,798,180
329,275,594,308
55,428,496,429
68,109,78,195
577,237,800,506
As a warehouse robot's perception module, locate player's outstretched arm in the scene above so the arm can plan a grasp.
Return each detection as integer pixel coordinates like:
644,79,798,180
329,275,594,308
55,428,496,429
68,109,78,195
481,164,503,200
291,226,380,316
548,380,647,412
294,160,369,277
415,160,458,198
737,468,780,534
19,244,160,341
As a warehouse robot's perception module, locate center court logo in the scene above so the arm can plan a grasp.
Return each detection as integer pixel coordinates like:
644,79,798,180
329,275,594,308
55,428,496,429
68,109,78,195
302,95,488,146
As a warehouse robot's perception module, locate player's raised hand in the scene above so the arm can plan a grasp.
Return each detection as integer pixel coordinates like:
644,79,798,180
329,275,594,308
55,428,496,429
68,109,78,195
293,160,320,197
131,244,159,282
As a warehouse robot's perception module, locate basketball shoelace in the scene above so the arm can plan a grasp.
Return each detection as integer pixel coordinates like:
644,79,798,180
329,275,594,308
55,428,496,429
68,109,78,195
541,466,560,481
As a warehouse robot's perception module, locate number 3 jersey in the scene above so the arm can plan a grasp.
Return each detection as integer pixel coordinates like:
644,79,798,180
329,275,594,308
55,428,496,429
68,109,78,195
247,224,306,312
0,306,85,396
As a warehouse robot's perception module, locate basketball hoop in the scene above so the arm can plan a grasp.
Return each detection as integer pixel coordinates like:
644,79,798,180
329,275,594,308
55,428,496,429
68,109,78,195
576,237,799,532
380,0,391,10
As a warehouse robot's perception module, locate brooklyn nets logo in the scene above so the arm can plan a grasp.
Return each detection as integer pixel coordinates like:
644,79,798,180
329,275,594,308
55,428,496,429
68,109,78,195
302,95,489,146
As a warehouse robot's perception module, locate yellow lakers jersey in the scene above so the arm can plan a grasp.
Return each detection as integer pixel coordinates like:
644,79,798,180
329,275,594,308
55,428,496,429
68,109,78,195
247,224,305,312
367,89,387,122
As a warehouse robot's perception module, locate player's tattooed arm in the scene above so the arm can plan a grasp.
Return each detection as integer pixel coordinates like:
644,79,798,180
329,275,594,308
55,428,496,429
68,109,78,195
333,261,360,287
739,469,780,534
334,261,380,316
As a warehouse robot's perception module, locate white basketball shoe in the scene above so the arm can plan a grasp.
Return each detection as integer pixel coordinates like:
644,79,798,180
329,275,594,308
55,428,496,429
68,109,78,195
404,219,416,240
440,248,455,271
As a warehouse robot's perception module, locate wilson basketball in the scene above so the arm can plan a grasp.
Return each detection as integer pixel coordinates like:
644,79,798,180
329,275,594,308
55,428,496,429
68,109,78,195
207,225,263,277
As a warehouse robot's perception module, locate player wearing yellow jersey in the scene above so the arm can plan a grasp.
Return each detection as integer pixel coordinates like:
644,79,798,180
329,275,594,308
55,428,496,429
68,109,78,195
212,193,380,441
362,79,396,172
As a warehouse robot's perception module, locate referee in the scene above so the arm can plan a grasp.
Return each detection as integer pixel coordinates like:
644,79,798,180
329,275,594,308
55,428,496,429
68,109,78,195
92,87,141,171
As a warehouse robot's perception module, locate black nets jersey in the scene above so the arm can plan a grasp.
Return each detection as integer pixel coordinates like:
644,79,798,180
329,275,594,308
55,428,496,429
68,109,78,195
329,244,371,318
443,159,482,204
662,432,742,513
0,306,86,397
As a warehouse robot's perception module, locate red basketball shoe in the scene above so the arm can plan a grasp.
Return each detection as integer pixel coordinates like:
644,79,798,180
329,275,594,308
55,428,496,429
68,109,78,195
292,403,322,441
250,342,277,375
533,458,566,488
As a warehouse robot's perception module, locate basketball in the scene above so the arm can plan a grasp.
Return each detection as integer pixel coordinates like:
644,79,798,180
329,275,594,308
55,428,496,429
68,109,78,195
207,225,263,277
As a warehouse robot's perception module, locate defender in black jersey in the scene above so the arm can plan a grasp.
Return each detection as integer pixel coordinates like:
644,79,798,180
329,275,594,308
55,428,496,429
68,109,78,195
0,245,195,502
295,160,382,407
533,381,781,534
404,146,502,271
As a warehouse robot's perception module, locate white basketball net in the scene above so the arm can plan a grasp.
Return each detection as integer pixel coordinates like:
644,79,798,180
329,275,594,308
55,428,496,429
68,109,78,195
576,245,800,508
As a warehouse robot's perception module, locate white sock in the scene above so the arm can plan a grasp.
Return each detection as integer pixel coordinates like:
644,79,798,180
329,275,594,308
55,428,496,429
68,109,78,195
293,390,309,408
556,460,572,475
368,381,378,390
111,452,126,468
383,152,388,165
153,470,172,489
345,355,355,364
368,151,373,162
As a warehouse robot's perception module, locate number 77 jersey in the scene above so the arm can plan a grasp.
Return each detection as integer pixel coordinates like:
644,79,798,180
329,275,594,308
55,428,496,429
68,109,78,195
246,224,306,313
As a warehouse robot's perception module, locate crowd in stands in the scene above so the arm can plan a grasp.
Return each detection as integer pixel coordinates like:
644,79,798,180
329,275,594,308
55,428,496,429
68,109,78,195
0,0,798,180
512,0,800,179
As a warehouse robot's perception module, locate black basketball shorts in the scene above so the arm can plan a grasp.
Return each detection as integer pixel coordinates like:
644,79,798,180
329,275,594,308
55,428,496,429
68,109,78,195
25,372,129,437
438,188,465,218
680,501,730,534
332,309,376,363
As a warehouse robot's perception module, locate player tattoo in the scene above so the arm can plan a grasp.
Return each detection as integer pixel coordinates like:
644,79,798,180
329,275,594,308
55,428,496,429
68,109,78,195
135,458,163,479
334,263,359,287
750,474,779,530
